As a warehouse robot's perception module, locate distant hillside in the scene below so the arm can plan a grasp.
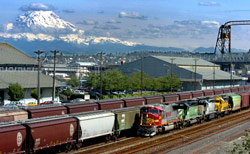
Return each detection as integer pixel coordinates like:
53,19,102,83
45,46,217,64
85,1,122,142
193,47,247,53
0,38,186,56
192,47,214,53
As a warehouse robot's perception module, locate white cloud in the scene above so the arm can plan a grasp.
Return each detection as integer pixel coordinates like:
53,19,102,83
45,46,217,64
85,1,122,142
201,20,220,28
19,3,55,12
94,24,120,30
106,19,121,24
198,1,219,6
6,23,13,31
0,32,138,46
0,33,55,41
59,34,89,45
140,20,220,39
119,11,147,20
90,37,138,46
77,20,98,25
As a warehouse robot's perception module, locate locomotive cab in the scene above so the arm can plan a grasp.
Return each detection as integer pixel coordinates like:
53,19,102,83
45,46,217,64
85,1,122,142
214,96,231,114
137,104,179,136
138,105,163,136
140,106,162,126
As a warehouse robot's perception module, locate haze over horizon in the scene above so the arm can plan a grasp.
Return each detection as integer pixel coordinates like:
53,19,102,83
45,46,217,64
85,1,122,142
1,1,250,51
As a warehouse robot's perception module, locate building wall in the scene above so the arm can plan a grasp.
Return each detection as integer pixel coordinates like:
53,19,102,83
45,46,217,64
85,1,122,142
201,80,241,90
118,56,203,80
3,88,59,105
181,81,202,91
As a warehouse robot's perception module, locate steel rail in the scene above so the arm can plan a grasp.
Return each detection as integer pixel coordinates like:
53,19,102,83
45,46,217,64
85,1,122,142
108,109,250,154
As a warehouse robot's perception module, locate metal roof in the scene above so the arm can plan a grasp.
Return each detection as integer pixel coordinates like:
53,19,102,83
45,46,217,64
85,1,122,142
152,56,218,66
151,56,240,81
0,43,37,65
184,68,241,80
76,62,96,66
0,71,64,89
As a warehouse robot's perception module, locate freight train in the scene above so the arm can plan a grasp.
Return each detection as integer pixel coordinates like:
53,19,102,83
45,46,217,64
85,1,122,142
1,86,249,122
1,86,250,153
137,92,248,136
0,107,141,154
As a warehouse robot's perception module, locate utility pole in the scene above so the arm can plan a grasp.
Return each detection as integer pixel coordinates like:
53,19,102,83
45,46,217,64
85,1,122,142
230,54,233,87
140,53,144,95
50,50,59,101
213,62,215,89
98,51,105,99
170,58,175,92
34,50,44,105
194,58,199,91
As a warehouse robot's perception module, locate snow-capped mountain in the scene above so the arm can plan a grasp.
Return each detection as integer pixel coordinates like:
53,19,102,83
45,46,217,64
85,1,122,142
0,10,179,54
6,11,79,34
1,10,139,48
15,11,77,33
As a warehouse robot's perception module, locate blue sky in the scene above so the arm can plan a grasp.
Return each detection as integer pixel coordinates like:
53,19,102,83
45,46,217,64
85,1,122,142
1,0,250,50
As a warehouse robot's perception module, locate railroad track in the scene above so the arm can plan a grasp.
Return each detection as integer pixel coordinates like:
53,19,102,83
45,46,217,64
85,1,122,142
70,109,250,154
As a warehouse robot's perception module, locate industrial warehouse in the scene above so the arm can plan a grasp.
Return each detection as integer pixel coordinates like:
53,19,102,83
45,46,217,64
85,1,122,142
117,55,242,91
0,43,63,105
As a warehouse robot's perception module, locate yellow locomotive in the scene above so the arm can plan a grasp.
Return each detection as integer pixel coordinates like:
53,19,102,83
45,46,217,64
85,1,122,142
214,96,231,115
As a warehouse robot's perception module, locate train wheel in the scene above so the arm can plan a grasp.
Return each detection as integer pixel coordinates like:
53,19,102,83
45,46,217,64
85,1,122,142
105,134,112,142
221,112,225,117
113,134,119,141
199,118,202,124
215,113,219,119
175,123,179,129
65,143,72,153
184,121,190,127
76,142,82,149
180,124,183,129
206,115,211,121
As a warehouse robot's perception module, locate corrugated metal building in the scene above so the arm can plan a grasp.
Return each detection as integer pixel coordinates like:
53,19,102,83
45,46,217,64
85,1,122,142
0,43,64,105
117,55,241,91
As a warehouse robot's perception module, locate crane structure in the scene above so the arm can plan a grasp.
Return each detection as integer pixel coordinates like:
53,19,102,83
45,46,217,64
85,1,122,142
214,20,250,54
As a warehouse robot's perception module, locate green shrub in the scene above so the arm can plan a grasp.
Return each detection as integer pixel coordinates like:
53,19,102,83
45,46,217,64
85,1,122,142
111,95,118,99
103,95,109,99
70,94,85,100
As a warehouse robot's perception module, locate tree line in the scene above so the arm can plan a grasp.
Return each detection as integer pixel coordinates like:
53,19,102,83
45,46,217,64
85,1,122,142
7,83,49,102
5,69,182,102
84,69,182,93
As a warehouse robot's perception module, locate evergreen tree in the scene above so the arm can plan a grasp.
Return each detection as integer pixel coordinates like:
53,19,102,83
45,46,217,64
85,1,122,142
8,83,24,101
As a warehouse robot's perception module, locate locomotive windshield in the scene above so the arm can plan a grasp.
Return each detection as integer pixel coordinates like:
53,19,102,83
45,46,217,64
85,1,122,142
149,109,159,115
141,108,148,113
140,108,159,115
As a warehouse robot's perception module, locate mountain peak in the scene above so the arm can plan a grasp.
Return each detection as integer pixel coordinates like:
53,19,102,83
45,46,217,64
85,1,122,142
1,10,140,52
16,10,77,33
